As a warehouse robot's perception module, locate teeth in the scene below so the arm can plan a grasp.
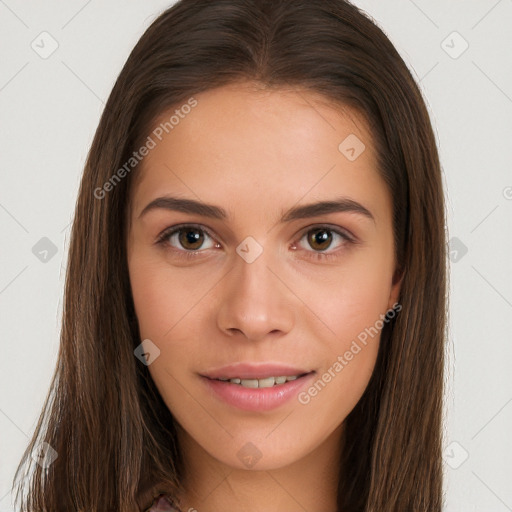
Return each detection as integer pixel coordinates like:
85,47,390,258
216,375,302,388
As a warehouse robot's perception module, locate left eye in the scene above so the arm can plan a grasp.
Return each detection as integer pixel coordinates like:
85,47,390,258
295,226,353,254
292,226,356,262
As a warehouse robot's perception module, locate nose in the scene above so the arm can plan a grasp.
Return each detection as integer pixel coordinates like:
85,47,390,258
216,246,295,342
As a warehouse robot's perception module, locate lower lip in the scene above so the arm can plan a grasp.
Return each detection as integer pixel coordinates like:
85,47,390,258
200,373,316,412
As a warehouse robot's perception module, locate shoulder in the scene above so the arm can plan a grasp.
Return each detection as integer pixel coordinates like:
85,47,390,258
144,493,180,512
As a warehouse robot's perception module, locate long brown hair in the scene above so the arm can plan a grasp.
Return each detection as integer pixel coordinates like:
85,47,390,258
12,0,447,510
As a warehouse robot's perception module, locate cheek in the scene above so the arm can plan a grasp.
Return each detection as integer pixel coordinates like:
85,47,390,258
304,246,394,344
128,256,216,399
295,283,388,437
128,255,213,340
128,259,206,407
296,248,393,405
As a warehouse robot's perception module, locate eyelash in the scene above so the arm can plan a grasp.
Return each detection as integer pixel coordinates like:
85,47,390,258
155,223,356,261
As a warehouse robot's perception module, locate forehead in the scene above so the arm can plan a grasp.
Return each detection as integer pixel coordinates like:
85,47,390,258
130,82,388,225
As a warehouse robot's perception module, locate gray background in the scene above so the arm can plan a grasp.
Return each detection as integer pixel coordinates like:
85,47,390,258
1,1,511,511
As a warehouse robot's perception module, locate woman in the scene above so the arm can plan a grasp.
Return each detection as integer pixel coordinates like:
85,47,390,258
12,0,447,510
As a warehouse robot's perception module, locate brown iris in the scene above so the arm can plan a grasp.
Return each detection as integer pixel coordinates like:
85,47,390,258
178,227,205,250
307,228,333,251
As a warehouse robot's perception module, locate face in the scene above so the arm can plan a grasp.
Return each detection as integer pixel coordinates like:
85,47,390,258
127,81,401,472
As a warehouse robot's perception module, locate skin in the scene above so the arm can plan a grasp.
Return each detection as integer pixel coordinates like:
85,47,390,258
127,81,401,512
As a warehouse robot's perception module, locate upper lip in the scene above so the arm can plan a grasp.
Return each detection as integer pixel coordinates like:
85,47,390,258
201,362,314,380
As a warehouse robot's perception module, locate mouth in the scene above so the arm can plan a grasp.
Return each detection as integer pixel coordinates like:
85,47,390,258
208,373,312,389
200,362,314,383
199,363,316,411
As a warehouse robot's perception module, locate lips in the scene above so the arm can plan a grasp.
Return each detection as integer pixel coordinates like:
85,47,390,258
201,369,317,411
200,362,313,380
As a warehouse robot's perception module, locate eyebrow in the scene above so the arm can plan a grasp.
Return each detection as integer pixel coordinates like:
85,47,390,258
138,195,375,223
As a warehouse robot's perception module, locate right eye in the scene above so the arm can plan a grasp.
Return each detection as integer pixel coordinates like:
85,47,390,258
156,224,221,255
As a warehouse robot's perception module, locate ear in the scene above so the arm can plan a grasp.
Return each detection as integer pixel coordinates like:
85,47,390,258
387,266,404,310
